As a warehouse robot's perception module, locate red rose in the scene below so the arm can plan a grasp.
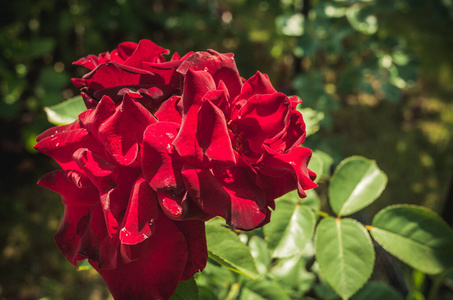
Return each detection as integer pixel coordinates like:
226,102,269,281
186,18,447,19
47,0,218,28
72,39,192,112
36,39,316,299
142,51,317,230
35,94,206,299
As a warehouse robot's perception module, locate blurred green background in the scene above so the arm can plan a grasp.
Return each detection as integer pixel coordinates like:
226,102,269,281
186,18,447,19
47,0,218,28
1,0,453,299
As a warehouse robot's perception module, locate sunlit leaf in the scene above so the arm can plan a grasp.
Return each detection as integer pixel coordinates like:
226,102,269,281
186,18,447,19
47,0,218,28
248,236,270,275
329,156,387,217
44,96,85,125
270,253,316,295
308,152,324,183
315,218,375,299
76,259,92,271
299,107,325,136
370,205,453,274
264,201,316,258
205,224,259,279
242,278,291,300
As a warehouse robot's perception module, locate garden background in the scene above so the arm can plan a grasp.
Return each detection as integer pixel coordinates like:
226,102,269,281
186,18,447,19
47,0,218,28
1,0,453,299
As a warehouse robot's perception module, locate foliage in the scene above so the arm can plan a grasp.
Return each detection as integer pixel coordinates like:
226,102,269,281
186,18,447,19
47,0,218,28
46,96,453,298
2,0,453,299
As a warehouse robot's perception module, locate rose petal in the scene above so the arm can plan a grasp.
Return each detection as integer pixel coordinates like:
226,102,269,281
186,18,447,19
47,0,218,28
73,148,119,236
38,170,98,266
154,96,182,123
36,119,82,142
196,99,235,164
259,147,317,197
182,165,268,230
120,177,159,245
177,50,242,98
34,127,103,171
97,93,157,166
236,71,277,102
142,122,184,192
123,39,170,69
83,62,161,95
172,70,216,162
92,215,189,300
231,93,291,156
157,191,211,221
174,220,207,281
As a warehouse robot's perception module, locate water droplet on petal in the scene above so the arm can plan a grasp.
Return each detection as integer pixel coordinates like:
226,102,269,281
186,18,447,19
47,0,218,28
166,144,174,155
165,132,174,139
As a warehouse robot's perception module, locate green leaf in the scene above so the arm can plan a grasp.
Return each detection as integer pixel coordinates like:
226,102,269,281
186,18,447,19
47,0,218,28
76,259,92,271
308,152,324,183
270,253,316,295
248,236,270,275
329,156,387,217
302,189,321,211
299,107,325,136
44,96,86,125
170,278,199,300
315,150,334,179
264,201,316,258
370,205,453,274
315,218,375,299
242,278,291,300
314,282,340,300
239,288,266,300
205,224,259,279
351,282,403,300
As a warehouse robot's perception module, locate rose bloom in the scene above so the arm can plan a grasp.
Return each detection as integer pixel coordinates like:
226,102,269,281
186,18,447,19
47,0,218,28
36,39,316,299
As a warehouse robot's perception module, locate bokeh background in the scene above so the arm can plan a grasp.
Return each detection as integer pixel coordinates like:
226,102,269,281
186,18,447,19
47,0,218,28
1,0,453,299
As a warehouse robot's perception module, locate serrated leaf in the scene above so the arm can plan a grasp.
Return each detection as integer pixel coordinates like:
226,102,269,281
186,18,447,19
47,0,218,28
351,282,403,300
370,205,453,275
264,201,316,258
44,96,86,125
205,224,259,279
170,278,199,300
329,156,387,217
315,218,375,299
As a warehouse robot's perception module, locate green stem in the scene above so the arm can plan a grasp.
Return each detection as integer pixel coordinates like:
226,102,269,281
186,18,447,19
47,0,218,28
315,210,330,218
225,283,241,300
428,267,453,300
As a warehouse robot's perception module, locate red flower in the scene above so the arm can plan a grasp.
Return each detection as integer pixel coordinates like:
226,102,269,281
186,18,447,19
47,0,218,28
72,39,192,111
143,51,317,230
36,94,206,299
36,39,316,299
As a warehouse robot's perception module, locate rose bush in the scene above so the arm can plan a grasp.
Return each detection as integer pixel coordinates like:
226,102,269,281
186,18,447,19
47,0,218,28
36,39,316,299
